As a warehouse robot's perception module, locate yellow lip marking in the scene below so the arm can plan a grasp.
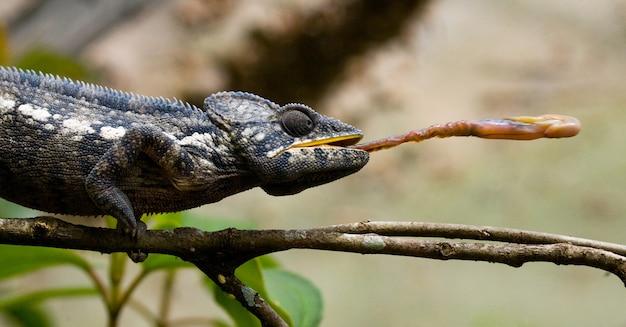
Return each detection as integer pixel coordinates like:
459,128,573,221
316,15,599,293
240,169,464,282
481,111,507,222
288,134,363,149
267,134,363,158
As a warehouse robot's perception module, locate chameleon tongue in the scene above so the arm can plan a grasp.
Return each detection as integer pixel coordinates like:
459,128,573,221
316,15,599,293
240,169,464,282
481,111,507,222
351,114,581,153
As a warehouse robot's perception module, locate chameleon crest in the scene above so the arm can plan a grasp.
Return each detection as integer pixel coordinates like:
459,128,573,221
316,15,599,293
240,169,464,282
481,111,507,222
0,67,369,240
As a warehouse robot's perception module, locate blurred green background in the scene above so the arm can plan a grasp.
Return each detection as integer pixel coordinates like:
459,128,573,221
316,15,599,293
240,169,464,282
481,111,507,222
1,0,625,325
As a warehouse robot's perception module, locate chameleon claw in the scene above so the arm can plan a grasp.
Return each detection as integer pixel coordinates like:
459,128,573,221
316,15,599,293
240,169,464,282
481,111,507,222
134,220,148,239
128,250,148,263
117,220,148,262
116,219,147,239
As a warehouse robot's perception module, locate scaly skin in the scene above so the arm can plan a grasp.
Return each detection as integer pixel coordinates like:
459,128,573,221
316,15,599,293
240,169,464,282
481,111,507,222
0,67,369,239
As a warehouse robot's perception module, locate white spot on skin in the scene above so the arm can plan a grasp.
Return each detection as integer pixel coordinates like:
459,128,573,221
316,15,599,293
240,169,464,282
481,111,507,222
100,126,126,140
164,132,177,140
18,103,51,121
254,132,266,142
62,118,95,134
179,132,214,147
266,148,280,158
241,127,253,137
266,146,288,158
0,94,16,113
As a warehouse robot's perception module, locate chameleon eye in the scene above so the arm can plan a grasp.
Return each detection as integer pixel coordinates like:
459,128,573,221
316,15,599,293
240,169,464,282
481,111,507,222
281,109,315,137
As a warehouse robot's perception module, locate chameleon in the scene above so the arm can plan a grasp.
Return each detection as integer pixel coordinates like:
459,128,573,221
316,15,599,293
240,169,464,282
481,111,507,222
0,66,370,250
0,66,580,261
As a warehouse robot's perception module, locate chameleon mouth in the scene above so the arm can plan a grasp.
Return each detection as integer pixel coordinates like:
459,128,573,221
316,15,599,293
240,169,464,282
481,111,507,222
289,134,363,149
268,134,363,157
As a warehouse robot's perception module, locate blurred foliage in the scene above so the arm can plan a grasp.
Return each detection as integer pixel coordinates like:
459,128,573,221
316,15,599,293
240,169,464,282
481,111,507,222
0,212,323,327
15,48,93,81
182,0,432,109
0,23,93,81
0,25,9,65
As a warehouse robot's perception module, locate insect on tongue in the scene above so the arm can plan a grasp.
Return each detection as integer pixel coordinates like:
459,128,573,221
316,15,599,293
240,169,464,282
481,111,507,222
351,114,581,153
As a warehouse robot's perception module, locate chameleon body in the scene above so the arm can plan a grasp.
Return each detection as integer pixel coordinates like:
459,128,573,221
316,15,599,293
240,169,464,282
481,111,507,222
0,67,369,236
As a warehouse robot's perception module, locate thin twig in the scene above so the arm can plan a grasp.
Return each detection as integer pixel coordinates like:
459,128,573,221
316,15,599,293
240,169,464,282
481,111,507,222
312,221,626,256
280,232,626,285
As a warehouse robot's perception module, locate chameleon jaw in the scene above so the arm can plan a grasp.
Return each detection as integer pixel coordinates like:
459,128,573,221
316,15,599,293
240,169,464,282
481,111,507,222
290,134,363,148
260,132,369,196
268,134,363,157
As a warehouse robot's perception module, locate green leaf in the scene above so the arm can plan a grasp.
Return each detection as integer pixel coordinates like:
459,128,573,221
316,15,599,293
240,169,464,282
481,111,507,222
209,259,298,327
236,259,269,297
256,255,280,270
210,259,266,327
0,245,90,280
150,212,183,230
107,212,183,231
213,288,261,327
150,212,258,232
2,304,51,327
0,200,37,218
141,253,193,273
0,25,9,65
0,287,96,327
236,260,293,325
263,269,323,327
15,48,92,81
0,288,97,308
181,214,257,231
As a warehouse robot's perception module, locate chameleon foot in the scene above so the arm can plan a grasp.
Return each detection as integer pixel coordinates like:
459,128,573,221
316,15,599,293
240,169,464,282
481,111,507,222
118,220,148,262
128,249,148,263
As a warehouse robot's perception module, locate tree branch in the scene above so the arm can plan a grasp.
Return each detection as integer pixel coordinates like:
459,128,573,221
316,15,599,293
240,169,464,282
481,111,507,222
313,221,626,256
191,259,289,327
2,216,626,326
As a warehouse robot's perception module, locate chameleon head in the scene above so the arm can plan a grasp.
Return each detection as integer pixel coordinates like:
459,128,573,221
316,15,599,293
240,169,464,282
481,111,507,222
205,92,369,195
